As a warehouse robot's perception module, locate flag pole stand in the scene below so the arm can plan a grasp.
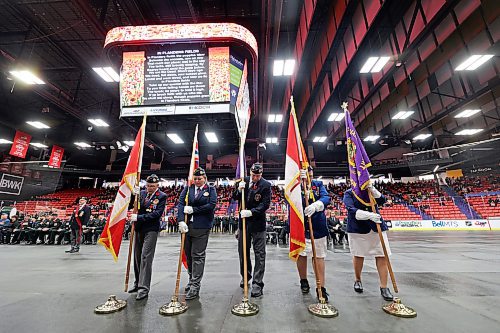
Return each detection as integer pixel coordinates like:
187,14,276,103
368,193,416,318
94,295,127,314
231,187,259,317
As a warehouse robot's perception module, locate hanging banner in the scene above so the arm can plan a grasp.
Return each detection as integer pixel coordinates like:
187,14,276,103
48,145,64,168
9,131,32,159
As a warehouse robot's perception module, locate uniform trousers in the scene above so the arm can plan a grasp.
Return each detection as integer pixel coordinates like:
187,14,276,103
133,230,159,293
69,225,82,250
184,228,210,291
238,230,266,287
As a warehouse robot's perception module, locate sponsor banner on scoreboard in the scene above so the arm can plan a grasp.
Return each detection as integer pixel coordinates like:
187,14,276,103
391,219,491,230
121,103,230,117
0,173,24,196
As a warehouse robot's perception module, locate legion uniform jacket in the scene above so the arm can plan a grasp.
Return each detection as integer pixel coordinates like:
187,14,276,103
135,189,167,233
343,189,388,234
69,205,91,229
302,179,331,239
232,177,272,233
177,184,217,229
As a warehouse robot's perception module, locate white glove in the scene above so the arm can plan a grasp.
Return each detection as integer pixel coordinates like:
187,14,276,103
355,210,381,223
240,209,252,218
184,206,193,214
235,229,240,239
304,200,325,217
238,181,246,191
300,169,307,180
178,222,189,233
367,184,382,198
130,214,137,222
132,186,140,195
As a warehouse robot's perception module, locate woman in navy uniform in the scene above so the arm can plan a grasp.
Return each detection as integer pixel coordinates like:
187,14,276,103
296,166,332,302
177,167,217,300
66,197,91,253
232,163,271,298
343,183,394,301
128,174,167,300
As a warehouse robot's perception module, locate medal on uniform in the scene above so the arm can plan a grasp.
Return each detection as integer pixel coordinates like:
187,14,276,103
79,211,84,217
254,194,261,201
203,192,209,197
153,199,159,205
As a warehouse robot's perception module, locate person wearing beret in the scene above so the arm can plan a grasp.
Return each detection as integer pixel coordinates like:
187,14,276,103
128,174,167,300
343,183,394,301
232,162,271,298
177,167,217,300
66,197,91,253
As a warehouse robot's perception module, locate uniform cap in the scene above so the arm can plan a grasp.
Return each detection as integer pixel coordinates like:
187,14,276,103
193,167,206,176
146,174,160,183
250,163,263,174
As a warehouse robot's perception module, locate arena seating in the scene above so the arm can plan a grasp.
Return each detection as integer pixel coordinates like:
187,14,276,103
466,195,500,218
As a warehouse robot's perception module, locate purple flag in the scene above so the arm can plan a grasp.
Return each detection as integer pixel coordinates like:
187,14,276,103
344,107,372,206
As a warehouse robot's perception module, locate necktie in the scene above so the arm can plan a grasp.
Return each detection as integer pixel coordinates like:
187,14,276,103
196,187,200,197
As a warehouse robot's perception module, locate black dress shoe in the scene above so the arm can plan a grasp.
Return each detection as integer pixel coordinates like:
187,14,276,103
128,287,138,293
380,288,394,301
354,281,363,293
250,289,263,298
185,289,199,300
65,248,74,253
316,287,329,303
136,292,148,300
300,279,310,294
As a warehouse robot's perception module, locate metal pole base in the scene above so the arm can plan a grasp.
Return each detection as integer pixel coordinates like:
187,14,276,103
94,295,127,314
382,297,417,318
159,296,188,316
231,297,259,317
308,299,339,318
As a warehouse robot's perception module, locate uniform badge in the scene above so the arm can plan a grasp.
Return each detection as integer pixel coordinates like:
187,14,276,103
255,194,261,201
153,199,159,205
312,186,317,190
79,212,84,217
203,192,209,197
146,208,152,212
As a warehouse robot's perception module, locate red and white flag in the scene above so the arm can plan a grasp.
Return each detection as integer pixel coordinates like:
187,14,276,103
48,145,64,168
98,115,146,261
285,97,306,260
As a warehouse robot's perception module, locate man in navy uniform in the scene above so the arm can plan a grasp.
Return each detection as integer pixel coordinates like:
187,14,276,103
128,174,167,300
66,197,91,253
296,166,332,302
343,183,394,301
177,167,217,300
232,162,271,298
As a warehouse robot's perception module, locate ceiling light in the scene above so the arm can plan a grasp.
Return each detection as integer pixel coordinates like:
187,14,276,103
88,119,110,127
266,137,278,144
413,134,432,141
123,141,135,146
30,143,48,148
205,132,219,143
268,114,283,123
455,129,483,136
100,146,107,150
364,135,380,142
74,142,91,148
313,136,327,143
454,109,481,118
283,59,295,75
116,141,122,148
26,121,50,129
433,165,439,173
273,60,284,76
9,70,45,84
327,113,345,122
109,145,115,150
103,67,120,81
370,57,391,72
92,67,119,82
392,111,414,119
167,133,184,144
360,56,390,73
455,55,494,71
0,139,13,144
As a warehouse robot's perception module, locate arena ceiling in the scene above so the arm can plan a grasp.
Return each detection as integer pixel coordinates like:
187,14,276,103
0,0,499,179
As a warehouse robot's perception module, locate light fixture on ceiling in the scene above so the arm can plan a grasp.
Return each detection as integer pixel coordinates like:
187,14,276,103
26,121,50,129
9,70,45,84
364,135,380,142
268,114,283,123
455,129,483,136
433,165,439,173
88,119,110,127
205,132,219,143
0,139,13,144
327,113,345,122
167,133,184,144
454,109,481,118
360,56,391,73
30,142,48,148
74,142,91,148
455,55,494,71
283,59,295,75
413,134,432,141
265,137,278,144
92,67,120,82
313,136,327,143
123,141,135,146
273,59,295,76
392,111,414,119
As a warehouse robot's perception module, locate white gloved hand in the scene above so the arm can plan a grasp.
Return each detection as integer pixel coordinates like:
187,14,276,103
299,169,307,180
355,210,381,223
240,209,252,218
132,186,140,195
184,206,193,214
304,200,325,217
130,214,137,222
366,183,382,198
235,229,240,239
178,222,189,233
238,181,246,191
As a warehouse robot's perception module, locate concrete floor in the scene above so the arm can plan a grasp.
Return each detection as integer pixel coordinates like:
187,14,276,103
1,231,499,333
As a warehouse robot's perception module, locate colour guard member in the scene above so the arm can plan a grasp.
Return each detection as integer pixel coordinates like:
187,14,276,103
66,197,91,253
128,174,167,300
232,163,271,297
177,167,217,300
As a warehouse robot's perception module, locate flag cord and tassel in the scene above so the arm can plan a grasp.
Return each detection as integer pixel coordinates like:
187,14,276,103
368,192,416,318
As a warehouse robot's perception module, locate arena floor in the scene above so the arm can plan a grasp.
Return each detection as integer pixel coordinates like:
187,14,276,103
1,231,499,333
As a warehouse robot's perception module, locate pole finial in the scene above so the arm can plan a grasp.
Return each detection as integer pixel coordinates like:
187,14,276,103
341,101,348,111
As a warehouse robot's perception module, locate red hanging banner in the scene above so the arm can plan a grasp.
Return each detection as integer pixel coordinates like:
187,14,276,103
9,131,32,158
48,145,64,168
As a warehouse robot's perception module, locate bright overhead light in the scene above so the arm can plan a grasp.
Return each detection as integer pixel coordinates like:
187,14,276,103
327,113,345,122
364,135,380,142
455,55,494,71
88,119,110,127
167,133,184,144
26,121,50,129
360,56,390,73
273,60,284,76
30,143,48,148
433,165,439,173
74,142,91,148
123,141,135,146
313,136,327,143
0,139,13,144
283,59,295,75
205,132,219,143
266,137,278,144
9,70,45,84
413,134,432,141
454,109,481,118
392,111,414,119
268,114,283,123
455,129,483,136
92,67,119,82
